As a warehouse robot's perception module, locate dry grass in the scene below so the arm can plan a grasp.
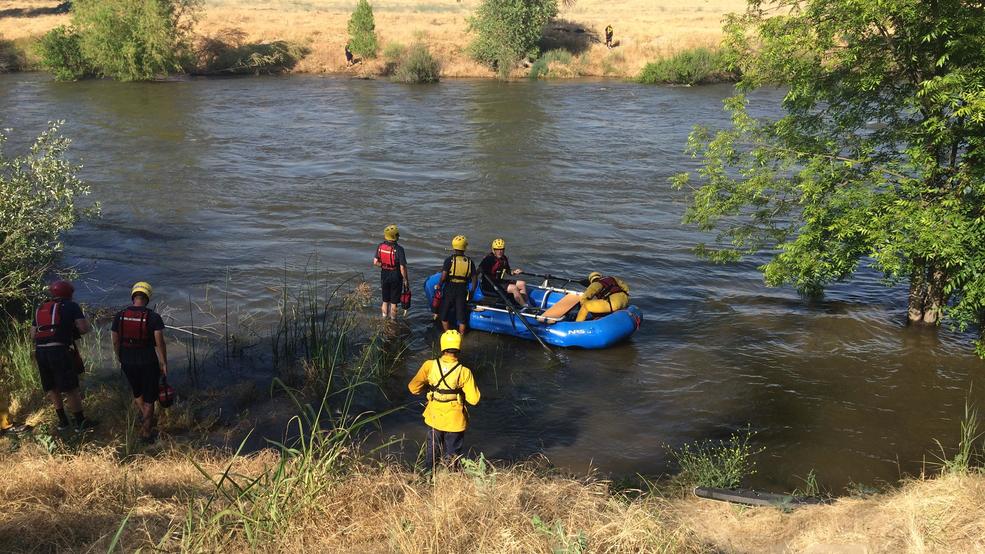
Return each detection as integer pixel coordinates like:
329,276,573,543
3,431,985,553
0,0,747,78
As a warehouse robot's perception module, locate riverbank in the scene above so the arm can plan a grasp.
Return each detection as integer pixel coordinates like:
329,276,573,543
2,431,984,551
0,0,745,79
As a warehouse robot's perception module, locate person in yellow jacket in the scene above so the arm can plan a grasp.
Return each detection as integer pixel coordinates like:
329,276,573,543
576,271,630,322
407,329,480,468
0,387,29,436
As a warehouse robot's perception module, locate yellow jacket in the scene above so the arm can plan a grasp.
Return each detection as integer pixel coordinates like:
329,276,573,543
408,354,480,433
582,276,630,303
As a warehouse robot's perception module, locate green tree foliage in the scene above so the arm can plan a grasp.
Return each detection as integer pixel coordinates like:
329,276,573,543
347,0,378,59
468,0,558,78
38,0,199,81
674,0,985,353
36,26,93,80
0,123,94,316
391,43,440,84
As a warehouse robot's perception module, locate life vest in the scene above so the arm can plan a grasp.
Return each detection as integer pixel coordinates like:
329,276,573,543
447,255,472,284
377,242,399,271
35,300,71,345
595,276,627,300
119,307,154,349
427,359,463,403
489,254,510,281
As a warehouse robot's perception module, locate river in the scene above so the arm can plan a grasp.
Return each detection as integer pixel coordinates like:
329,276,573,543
2,73,982,491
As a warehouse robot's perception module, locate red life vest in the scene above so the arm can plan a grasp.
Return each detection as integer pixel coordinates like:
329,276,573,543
377,242,399,271
119,307,154,349
596,276,626,299
490,254,510,281
35,300,70,344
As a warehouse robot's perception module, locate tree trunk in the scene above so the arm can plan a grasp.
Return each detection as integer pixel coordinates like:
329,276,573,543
908,260,946,325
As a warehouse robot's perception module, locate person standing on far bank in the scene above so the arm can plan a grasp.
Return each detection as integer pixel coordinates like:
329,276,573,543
407,330,480,469
374,224,409,319
31,280,94,431
605,25,614,48
112,282,168,444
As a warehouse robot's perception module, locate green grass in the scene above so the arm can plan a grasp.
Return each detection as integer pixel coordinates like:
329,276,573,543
529,48,575,79
391,42,440,84
666,427,763,489
638,47,736,86
933,393,983,475
0,322,41,406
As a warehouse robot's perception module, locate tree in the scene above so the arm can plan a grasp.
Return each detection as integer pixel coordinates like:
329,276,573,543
0,123,94,316
468,0,558,78
674,1,985,353
347,0,378,59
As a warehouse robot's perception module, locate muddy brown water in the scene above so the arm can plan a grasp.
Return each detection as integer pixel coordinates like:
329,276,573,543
2,73,983,491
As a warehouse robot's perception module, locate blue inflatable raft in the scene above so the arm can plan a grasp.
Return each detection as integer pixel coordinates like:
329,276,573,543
423,272,642,349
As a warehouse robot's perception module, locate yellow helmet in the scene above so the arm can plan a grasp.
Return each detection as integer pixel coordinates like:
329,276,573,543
451,235,468,251
491,238,506,250
131,281,153,300
440,329,462,352
588,272,602,284
384,224,399,241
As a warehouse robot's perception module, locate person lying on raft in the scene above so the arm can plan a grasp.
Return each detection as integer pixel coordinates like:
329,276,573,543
534,271,630,323
478,238,528,306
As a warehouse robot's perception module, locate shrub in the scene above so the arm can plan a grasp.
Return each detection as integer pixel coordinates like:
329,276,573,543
391,42,440,83
667,428,762,489
638,47,736,86
0,123,94,316
468,0,558,78
36,26,93,80
528,48,573,79
195,28,308,75
347,0,378,59
0,36,24,73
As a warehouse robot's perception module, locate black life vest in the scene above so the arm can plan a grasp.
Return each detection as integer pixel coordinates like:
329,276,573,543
428,360,463,402
489,254,510,281
596,276,626,300
119,307,154,349
377,242,399,271
447,255,473,284
35,300,71,345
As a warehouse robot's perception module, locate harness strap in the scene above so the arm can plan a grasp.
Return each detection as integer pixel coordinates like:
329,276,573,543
430,360,463,402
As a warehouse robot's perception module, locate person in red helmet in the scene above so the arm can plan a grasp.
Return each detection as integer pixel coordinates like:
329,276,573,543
112,281,168,444
31,280,93,432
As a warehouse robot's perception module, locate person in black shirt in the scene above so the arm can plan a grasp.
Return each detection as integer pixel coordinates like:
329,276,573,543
478,237,528,306
373,224,410,319
437,235,477,334
112,281,168,444
31,280,93,432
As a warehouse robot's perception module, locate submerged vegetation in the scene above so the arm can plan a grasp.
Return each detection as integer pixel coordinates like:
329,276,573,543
638,47,735,86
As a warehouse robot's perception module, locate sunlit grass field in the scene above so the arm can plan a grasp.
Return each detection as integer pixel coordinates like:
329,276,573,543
0,0,747,77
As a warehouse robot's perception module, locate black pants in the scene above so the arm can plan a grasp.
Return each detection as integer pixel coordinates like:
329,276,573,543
440,282,469,326
35,345,78,393
380,270,403,303
425,427,465,468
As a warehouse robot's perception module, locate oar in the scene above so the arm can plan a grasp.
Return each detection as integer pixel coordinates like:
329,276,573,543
516,271,590,287
480,273,554,355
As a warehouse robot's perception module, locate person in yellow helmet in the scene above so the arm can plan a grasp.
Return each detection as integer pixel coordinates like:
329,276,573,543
436,235,477,334
479,238,528,306
605,25,614,48
373,224,409,319
576,271,630,322
407,329,480,469
112,282,168,444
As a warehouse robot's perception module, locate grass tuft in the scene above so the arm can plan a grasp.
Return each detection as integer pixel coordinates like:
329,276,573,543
638,47,736,85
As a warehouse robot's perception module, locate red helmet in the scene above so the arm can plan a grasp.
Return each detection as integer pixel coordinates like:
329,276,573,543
49,280,75,299
158,377,176,408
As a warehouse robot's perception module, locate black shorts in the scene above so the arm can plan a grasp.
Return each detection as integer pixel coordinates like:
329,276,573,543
380,271,403,304
35,345,79,393
440,283,470,326
123,362,160,404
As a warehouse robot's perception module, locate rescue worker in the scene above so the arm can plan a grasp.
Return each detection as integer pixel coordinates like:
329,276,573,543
111,282,168,444
436,235,477,334
576,271,630,322
605,25,614,48
407,329,480,469
373,224,409,319
345,43,354,66
31,280,94,431
479,238,528,306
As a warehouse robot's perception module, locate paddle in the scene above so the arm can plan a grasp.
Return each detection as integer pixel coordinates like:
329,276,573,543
480,273,554,355
516,271,590,287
